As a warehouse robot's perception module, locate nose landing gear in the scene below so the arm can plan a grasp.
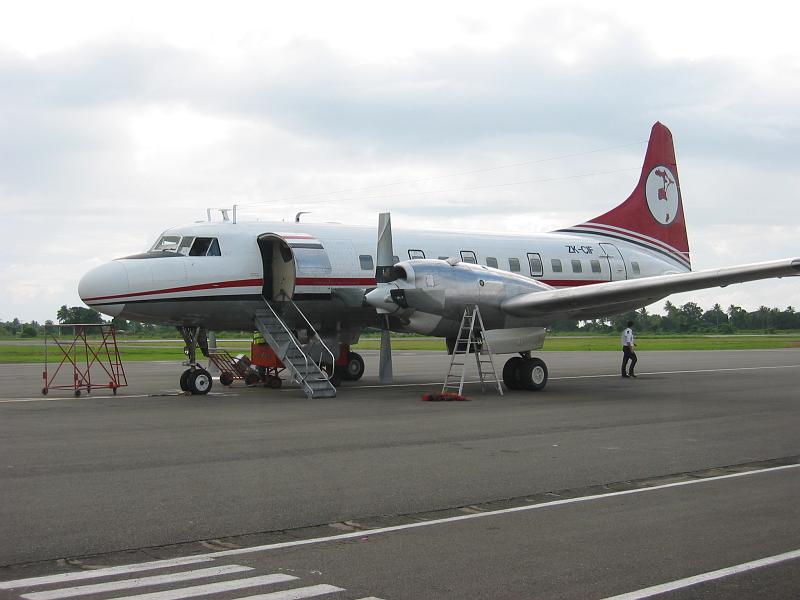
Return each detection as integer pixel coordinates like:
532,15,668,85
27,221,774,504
178,326,213,395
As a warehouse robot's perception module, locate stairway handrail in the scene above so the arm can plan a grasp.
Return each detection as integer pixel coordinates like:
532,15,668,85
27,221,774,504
276,291,336,371
258,297,316,390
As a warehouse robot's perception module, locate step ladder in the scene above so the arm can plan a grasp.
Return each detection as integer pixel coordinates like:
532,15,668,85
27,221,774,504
442,305,503,397
254,298,337,399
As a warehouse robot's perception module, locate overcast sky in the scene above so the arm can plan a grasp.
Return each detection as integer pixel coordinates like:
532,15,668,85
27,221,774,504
2,0,800,323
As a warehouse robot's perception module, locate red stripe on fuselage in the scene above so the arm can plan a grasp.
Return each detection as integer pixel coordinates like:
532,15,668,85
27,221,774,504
295,277,377,286
82,278,264,302
84,275,601,303
540,279,601,287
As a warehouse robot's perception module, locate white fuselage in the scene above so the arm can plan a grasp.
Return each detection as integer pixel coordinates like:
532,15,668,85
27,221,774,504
79,220,688,338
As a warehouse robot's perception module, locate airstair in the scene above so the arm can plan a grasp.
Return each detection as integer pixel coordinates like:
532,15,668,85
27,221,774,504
254,298,337,398
442,305,503,397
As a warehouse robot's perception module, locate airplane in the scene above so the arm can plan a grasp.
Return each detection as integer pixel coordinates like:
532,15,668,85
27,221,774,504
78,122,800,396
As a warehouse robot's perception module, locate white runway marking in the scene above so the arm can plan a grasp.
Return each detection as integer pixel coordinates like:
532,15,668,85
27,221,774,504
21,565,252,600
4,363,799,402
601,548,800,599
0,557,214,589
292,363,800,390
106,574,298,600
233,585,344,599
190,463,798,559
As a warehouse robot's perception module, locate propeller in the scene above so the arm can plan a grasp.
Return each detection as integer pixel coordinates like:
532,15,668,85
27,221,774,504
376,212,395,384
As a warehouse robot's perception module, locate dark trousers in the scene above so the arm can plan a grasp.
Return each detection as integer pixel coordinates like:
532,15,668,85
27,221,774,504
622,346,637,375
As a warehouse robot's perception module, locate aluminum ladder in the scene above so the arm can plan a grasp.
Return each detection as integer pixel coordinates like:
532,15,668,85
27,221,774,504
442,305,503,397
254,298,337,398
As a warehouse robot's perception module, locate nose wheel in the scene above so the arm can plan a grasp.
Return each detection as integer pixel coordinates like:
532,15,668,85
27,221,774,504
177,326,213,395
502,355,548,391
180,367,213,395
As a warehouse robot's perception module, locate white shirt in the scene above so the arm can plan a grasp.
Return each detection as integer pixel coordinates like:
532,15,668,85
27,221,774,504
621,328,635,346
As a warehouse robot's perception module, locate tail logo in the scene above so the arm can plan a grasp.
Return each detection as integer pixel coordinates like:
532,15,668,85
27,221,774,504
645,165,680,225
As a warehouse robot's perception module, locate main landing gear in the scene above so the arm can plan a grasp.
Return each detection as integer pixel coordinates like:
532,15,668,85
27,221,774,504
339,351,365,382
178,326,213,395
328,351,365,387
502,353,548,391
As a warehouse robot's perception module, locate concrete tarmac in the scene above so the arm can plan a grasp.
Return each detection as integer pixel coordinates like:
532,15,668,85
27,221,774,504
0,349,799,598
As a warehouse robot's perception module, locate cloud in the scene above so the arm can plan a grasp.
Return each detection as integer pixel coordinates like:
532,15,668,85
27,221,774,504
2,5,800,321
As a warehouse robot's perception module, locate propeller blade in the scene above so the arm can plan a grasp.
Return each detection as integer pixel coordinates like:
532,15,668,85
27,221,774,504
375,213,395,384
376,212,394,282
379,314,393,384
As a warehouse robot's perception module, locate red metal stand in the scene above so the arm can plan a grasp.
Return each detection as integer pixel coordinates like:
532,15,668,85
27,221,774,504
42,323,128,396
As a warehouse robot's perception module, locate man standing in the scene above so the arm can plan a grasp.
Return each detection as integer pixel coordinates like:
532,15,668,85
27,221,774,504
621,320,637,378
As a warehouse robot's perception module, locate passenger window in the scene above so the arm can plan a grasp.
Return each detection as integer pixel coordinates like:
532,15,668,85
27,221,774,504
408,249,425,259
571,259,582,273
460,251,477,264
551,259,563,273
508,257,521,272
590,259,601,273
359,255,374,271
189,237,218,256
486,257,498,268
631,261,641,275
527,253,543,277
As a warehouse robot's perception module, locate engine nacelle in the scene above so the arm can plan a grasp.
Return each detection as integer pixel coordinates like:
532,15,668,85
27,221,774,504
365,259,552,334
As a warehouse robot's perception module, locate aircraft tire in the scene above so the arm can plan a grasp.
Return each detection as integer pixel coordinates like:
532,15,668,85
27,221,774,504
179,369,192,391
520,358,548,391
502,357,525,390
343,352,365,381
188,369,213,395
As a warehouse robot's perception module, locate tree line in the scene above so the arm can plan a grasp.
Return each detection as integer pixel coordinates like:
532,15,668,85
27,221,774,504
552,302,800,333
3,302,800,338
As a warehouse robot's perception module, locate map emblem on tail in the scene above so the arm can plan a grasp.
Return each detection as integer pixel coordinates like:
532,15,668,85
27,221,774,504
645,165,680,225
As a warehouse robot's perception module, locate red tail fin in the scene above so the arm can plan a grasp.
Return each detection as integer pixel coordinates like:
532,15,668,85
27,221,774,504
568,122,690,269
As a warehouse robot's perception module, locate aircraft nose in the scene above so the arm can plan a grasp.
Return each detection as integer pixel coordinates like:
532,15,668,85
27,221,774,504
78,261,130,318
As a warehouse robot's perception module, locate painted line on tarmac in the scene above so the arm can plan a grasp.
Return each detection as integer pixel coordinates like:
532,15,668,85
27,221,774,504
104,462,796,561
554,363,800,380
0,392,233,404
311,363,800,390
6,364,800,401
601,547,800,599
0,557,214,589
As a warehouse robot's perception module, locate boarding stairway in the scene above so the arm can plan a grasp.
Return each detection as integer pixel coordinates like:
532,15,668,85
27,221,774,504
254,297,337,398
442,305,503,397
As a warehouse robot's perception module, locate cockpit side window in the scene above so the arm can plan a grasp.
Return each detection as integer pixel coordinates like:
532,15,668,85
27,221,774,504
177,237,195,256
189,237,221,256
207,238,221,256
151,235,182,253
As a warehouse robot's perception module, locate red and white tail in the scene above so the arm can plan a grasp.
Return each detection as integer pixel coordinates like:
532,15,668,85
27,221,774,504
564,122,691,270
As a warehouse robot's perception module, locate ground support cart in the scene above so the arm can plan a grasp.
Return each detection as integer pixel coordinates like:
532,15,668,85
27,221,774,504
247,343,285,388
208,344,284,388
42,323,127,396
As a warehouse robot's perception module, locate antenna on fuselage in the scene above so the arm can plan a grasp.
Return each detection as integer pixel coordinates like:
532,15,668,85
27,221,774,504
206,207,236,223
295,211,311,223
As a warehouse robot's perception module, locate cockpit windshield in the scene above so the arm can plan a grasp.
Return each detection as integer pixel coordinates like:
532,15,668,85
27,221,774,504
149,235,221,256
151,235,182,253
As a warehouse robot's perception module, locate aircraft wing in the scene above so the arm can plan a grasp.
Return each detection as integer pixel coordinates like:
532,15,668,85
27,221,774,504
501,258,800,319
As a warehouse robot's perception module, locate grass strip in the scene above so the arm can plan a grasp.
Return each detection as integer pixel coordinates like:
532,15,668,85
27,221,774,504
1,335,798,364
